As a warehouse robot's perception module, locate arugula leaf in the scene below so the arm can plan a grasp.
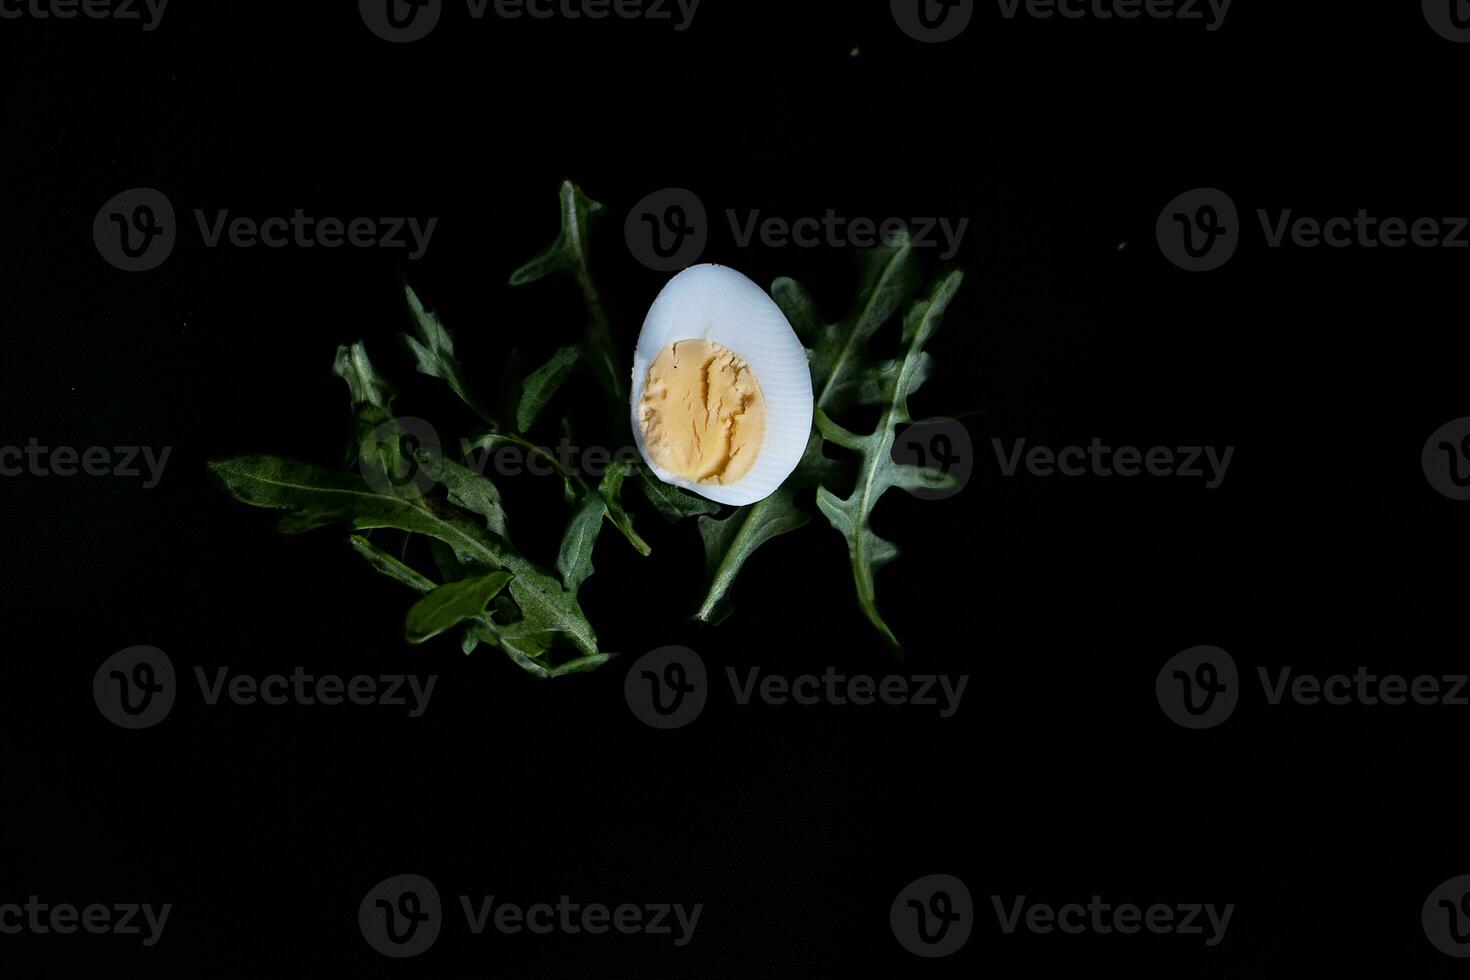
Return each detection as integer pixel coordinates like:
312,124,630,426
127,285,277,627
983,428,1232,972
808,236,922,415
509,180,624,403
401,284,493,423
498,556,599,655
813,269,964,648
414,451,509,541
405,572,513,644
694,239,925,625
695,481,811,624
557,490,605,593
333,341,395,417
334,341,400,479
635,464,720,522
349,534,436,592
209,455,506,568
555,460,648,592
210,455,600,655
516,343,583,432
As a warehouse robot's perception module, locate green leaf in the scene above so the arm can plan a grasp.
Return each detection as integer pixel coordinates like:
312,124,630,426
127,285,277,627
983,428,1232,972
813,269,964,649
334,341,399,475
594,460,649,556
770,277,823,345
556,489,606,593
517,343,583,432
693,437,818,623
333,341,395,416
405,572,513,644
414,451,509,541
556,460,650,593
348,535,435,592
500,556,600,655
509,181,623,402
692,239,923,623
208,455,507,569
636,465,720,522
807,234,922,415
401,284,492,422
548,653,614,677
211,456,601,657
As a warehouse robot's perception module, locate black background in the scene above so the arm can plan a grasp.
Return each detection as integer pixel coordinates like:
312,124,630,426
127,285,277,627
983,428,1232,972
2,1,1469,976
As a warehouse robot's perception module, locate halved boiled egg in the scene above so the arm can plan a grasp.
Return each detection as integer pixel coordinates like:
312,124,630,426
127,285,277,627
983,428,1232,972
631,264,814,506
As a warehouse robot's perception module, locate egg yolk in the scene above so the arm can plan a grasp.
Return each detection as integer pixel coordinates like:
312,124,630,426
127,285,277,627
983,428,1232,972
638,339,766,485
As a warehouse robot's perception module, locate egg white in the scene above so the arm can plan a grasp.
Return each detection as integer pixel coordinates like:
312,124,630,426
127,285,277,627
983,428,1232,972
630,264,814,506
